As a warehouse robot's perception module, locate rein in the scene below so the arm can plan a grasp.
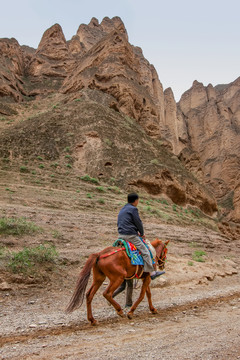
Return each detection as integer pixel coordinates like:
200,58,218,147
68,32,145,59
156,246,168,268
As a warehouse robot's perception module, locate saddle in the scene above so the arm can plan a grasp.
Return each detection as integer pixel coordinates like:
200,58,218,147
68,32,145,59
113,238,155,266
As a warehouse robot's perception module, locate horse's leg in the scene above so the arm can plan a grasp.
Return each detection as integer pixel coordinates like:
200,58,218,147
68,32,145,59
112,279,126,298
146,284,158,314
86,269,105,325
127,275,151,319
103,276,126,317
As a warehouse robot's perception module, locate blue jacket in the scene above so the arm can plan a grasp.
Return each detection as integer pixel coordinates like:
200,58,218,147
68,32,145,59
117,203,144,236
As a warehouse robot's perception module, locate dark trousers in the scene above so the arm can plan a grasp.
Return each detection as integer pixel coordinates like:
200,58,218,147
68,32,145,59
112,279,133,307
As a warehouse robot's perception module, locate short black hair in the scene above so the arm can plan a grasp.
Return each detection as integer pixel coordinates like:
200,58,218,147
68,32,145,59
128,193,139,203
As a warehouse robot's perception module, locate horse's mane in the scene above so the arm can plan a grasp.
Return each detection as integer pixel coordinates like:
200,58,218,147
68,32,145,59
151,238,163,248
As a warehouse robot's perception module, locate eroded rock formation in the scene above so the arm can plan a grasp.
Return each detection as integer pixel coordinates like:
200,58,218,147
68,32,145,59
0,16,239,222
174,79,240,221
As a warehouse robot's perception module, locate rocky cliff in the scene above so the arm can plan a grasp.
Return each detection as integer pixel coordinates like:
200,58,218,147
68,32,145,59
0,17,165,137
173,79,240,222
0,16,239,226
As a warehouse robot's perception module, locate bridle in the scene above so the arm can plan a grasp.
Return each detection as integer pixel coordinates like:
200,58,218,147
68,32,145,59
155,245,168,270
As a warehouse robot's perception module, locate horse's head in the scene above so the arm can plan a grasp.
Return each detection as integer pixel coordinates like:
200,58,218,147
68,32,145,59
151,239,169,270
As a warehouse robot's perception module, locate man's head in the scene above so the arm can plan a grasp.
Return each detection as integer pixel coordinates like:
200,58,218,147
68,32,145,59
128,193,139,206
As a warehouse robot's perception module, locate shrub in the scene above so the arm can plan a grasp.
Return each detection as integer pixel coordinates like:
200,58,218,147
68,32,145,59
0,217,42,236
80,174,99,184
96,186,105,192
52,230,62,239
98,198,105,204
107,186,121,193
8,244,58,274
144,206,152,212
192,250,206,262
51,162,59,168
20,165,29,173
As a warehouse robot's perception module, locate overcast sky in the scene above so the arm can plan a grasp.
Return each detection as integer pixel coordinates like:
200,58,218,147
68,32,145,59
1,0,239,100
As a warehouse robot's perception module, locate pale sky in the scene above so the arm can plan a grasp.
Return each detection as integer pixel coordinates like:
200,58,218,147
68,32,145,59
1,0,239,101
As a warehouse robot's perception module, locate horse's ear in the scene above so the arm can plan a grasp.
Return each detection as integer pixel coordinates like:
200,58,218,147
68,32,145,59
165,240,170,246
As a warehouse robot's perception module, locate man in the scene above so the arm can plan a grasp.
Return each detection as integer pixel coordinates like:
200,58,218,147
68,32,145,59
117,192,163,280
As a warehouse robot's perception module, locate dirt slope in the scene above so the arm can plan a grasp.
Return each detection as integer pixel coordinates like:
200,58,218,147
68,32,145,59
0,167,240,359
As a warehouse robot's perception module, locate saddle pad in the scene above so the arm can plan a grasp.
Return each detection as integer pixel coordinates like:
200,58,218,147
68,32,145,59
113,238,155,266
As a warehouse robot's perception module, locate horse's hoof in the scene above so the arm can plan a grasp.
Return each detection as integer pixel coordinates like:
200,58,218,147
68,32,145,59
127,311,133,319
151,308,158,314
90,320,98,326
117,310,124,317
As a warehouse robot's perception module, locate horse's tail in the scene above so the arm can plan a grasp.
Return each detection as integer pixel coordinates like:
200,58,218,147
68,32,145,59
65,253,99,313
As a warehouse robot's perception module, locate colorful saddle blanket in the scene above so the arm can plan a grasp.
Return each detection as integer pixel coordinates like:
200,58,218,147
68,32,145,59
113,238,155,266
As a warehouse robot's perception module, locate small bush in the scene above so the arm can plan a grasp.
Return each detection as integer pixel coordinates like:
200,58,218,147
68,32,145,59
8,244,58,274
144,206,152,212
86,193,92,198
20,165,29,173
80,174,99,184
51,162,59,168
107,186,121,193
66,163,72,168
98,198,105,204
96,186,105,192
52,230,62,239
37,156,43,160
0,217,42,236
5,188,14,192
192,250,206,262
39,164,45,169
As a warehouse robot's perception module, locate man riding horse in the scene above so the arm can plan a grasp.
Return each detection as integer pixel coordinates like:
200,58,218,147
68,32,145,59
66,192,168,324
113,193,165,307
117,192,164,280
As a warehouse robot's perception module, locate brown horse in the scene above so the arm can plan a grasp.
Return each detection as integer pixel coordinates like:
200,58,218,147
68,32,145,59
66,239,169,325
